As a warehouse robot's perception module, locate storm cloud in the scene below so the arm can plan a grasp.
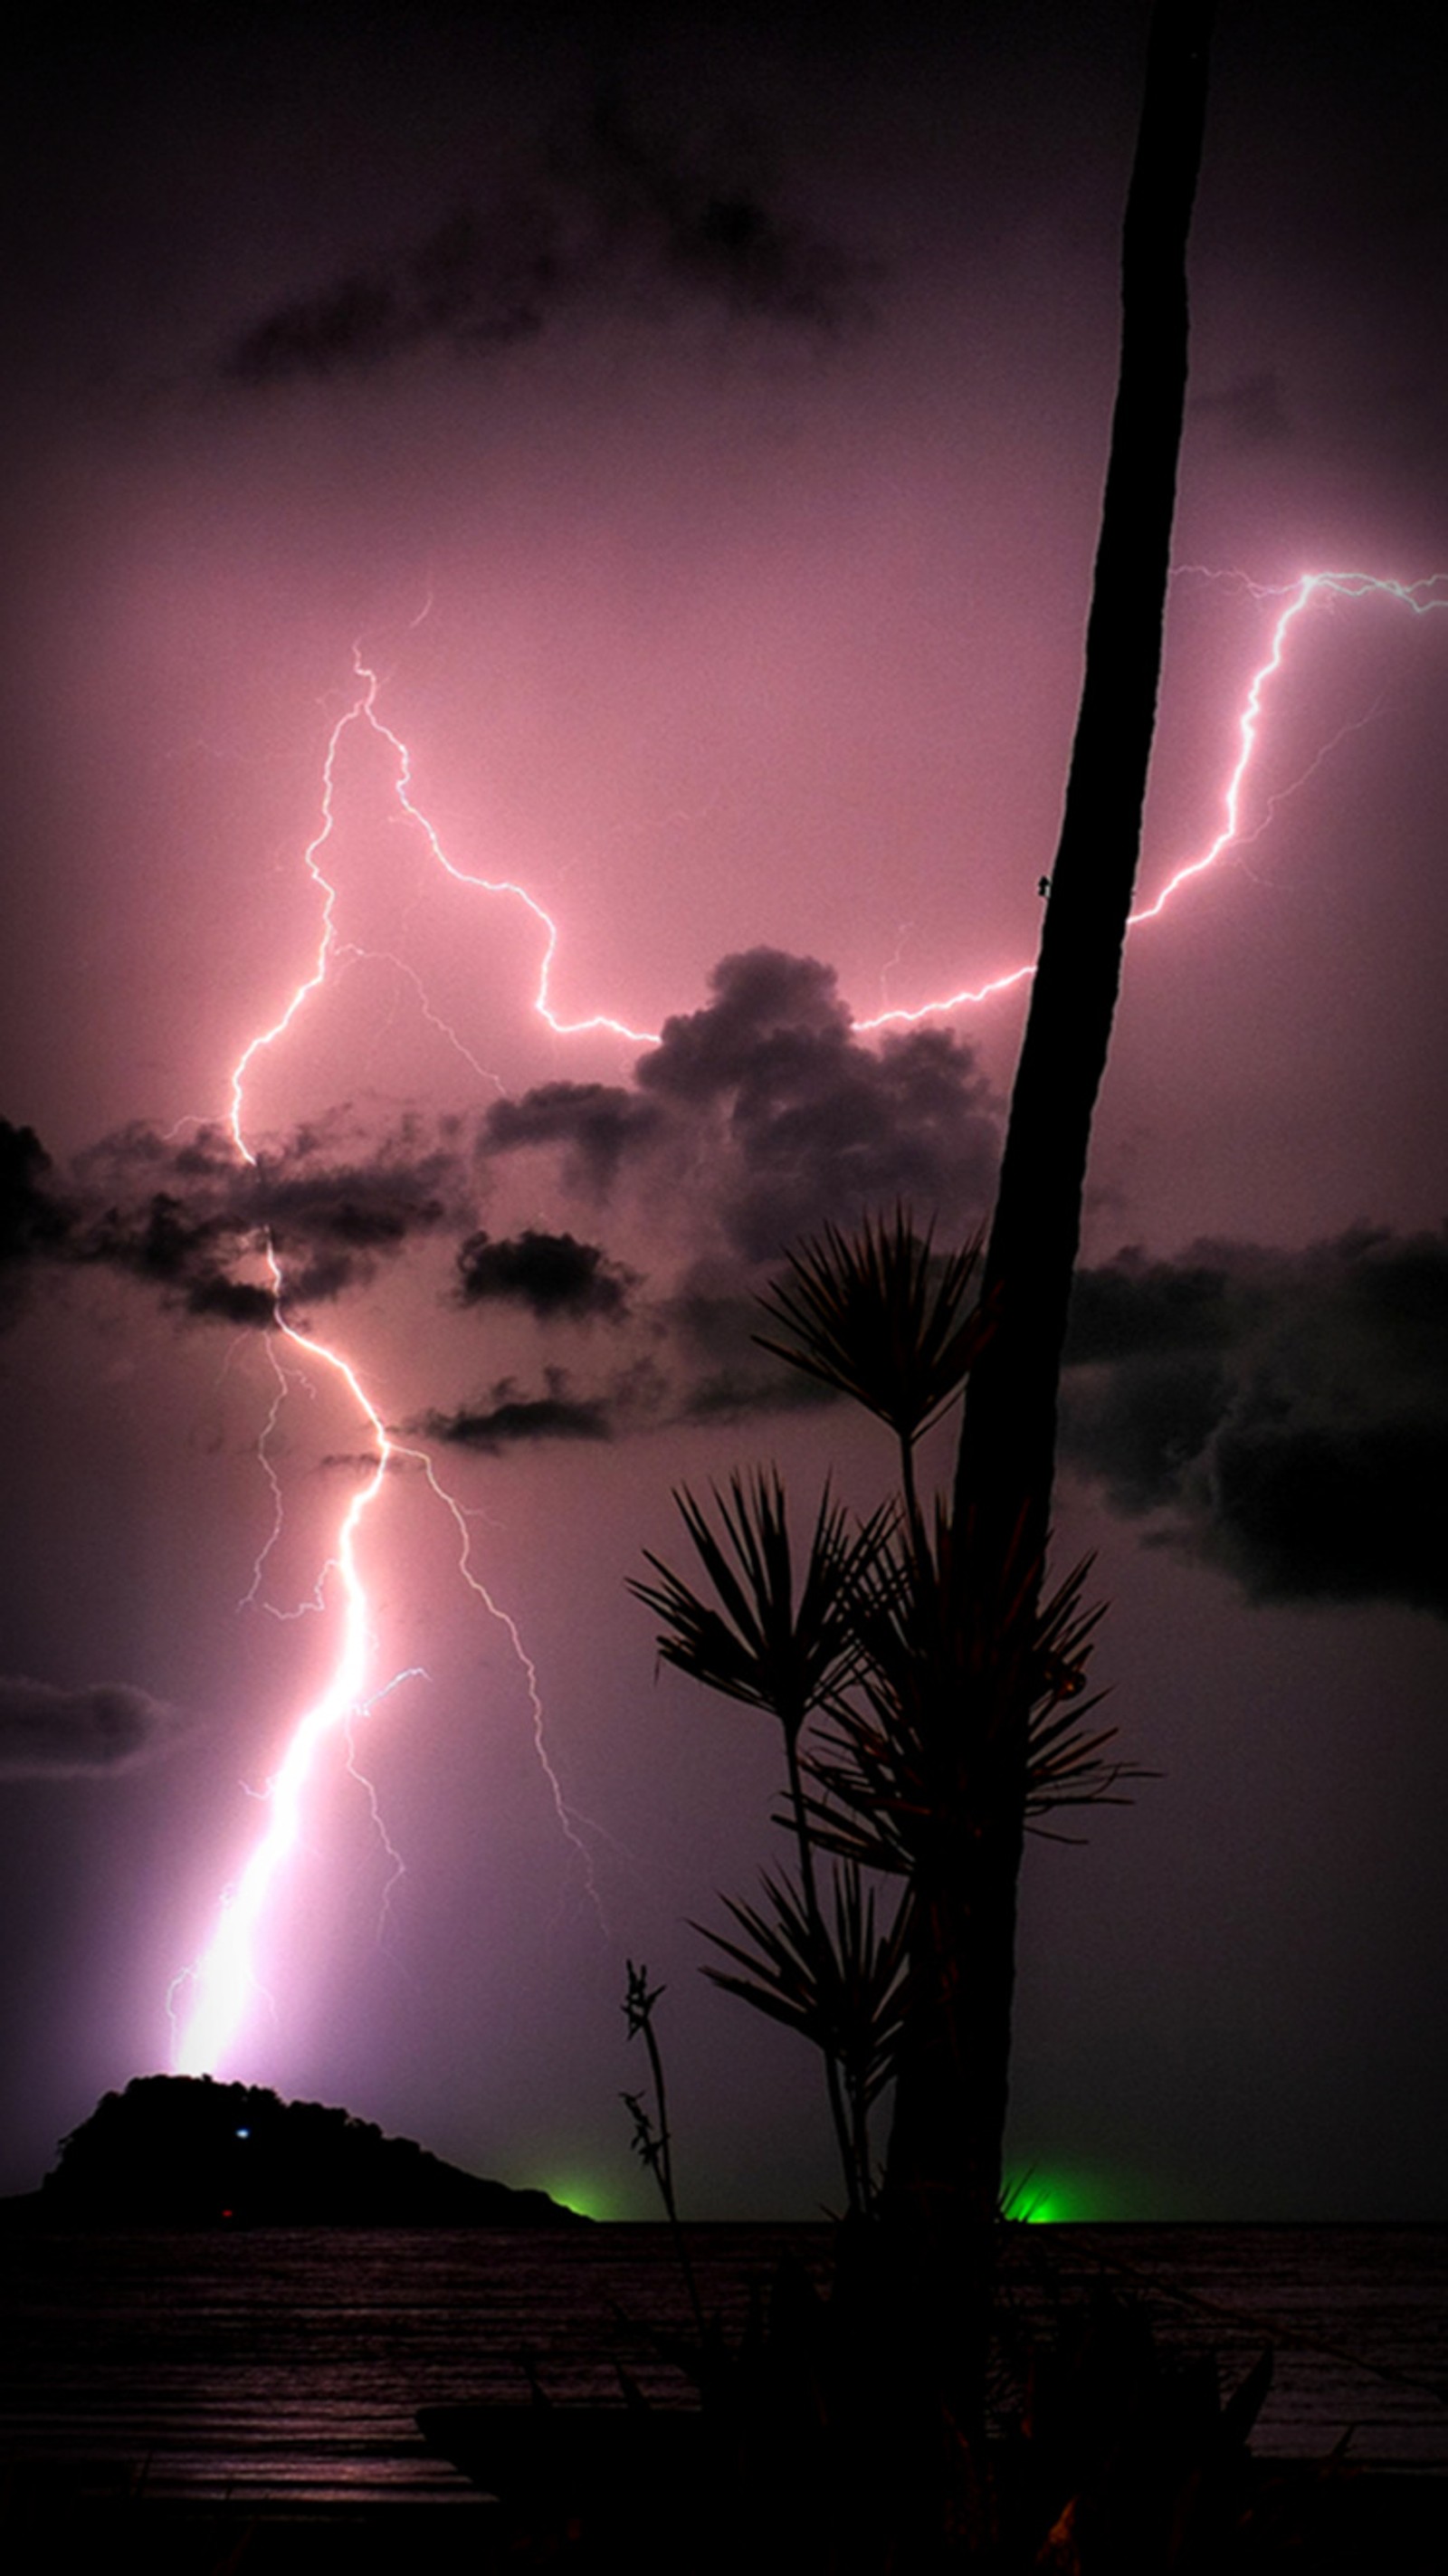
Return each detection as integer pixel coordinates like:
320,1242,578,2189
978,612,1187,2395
456,947,1005,1426
14,964,1443,1627
1,953,1002,1466
0,1678,184,1780
483,948,1002,1266
223,95,863,387
5,1114,472,1331
0,1121,74,1322
1062,1227,1448,1617
481,1083,662,1197
640,949,999,1262
455,1228,633,1321
417,1369,614,1454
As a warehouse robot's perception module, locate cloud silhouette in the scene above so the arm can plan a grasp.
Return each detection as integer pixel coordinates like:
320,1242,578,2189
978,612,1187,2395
222,97,863,387
1,956,998,1410
0,1121,74,1323
417,1369,614,1453
455,1227,632,1320
8,984,1440,1627
0,1677,185,1779
224,205,559,384
487,949,1003,1264
565,93,862,331
642,949,1000,1262
7,1114,474,1330
481,1082,662,1196
442,957,1003,1442
1062,1226,1448,1617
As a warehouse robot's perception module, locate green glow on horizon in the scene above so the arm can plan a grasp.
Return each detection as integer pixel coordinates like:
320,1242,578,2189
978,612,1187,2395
1006,2171,1086,2224
1004,2164,1144,2223
541,2176,614,2220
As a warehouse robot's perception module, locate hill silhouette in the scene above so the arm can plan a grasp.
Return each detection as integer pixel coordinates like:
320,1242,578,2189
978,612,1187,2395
24,2075,586,2227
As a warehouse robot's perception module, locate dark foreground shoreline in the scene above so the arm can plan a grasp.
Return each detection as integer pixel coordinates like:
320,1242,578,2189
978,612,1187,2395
4,2456,1443,2576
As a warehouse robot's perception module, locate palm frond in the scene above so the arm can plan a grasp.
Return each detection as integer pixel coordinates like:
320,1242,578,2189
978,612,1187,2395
797,1528,1134,1866
755,1207,992,1445
629,1471,893,1739
696,1862,910,2111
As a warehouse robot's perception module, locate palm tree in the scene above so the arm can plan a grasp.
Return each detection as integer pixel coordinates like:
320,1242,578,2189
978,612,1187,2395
633,1,1215,2538
632,1213,1131,2220
632,1469,900,2215
885,0,1215,2454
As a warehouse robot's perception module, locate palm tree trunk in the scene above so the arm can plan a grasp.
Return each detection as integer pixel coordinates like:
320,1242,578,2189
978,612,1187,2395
881,0,1215,2468
956,0,1214,1581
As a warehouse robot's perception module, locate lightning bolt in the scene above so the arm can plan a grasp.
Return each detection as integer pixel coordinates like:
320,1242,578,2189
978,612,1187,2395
855,567,1448,1031
168,562,1444,2075
169,654,610,2080
224,647,659,1100
168,1281,403,2074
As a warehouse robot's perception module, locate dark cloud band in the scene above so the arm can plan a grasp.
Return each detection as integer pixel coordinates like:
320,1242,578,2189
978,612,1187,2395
455,1228,633,1320
418,1369,612,1454
222,97,864,388
1063,1227,1448,1618
0,1677,184,1779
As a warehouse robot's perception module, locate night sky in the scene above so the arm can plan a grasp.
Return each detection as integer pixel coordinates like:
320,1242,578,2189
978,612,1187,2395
2,1,1444,2220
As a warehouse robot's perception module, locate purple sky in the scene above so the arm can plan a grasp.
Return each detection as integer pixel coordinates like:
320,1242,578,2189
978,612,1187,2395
2,1,1444,2218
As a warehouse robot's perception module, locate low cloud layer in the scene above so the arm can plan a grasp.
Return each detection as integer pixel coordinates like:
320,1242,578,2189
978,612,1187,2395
0,1678,184,1780
1063,1227,1448,1618
417,1369,614,1455
2,953,1000,1359
1,1111,471,1332
14,953,1442,1623
1,949,1003,1466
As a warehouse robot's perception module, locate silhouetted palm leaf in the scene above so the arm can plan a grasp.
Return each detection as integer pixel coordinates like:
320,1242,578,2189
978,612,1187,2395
630,1471,892,1741
629,1210,1138,2231
697,1861,910,2113
756,1207,991,1446
1023,1557,1147,1828
800,1524,1134,1871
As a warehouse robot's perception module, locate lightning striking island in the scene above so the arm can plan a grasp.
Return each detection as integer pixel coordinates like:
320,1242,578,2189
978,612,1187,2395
167,564,1447,2078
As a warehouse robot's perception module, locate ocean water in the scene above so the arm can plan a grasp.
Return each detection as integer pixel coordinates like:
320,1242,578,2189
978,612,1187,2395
1000,2225,1448,2476
3,2223,1444,2507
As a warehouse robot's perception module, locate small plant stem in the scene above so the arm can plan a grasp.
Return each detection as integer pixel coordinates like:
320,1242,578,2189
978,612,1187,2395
624,1965,707,2342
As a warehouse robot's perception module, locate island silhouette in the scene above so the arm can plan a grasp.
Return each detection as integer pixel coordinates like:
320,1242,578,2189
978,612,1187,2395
17,2074,586,2228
